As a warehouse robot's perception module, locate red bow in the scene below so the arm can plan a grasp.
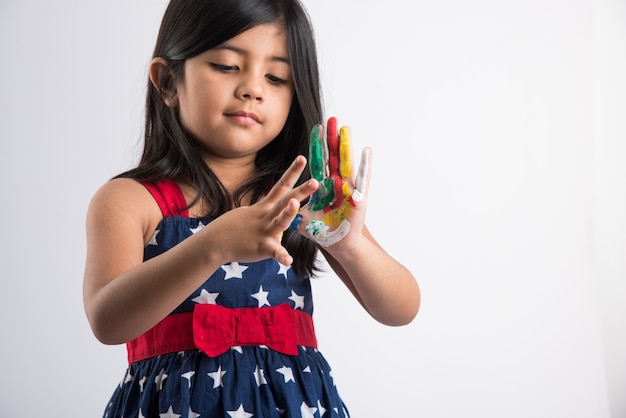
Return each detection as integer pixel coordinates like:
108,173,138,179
193,303,300,357
127,303,317,363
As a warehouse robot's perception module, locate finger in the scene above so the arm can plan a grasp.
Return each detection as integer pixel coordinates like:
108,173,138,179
272,243,293,266
352,147,371,203
266,155,307,200
326,117,340,178
309,122,334,210
274,198,301,233
309,124,325,181
272,178,316,221
287,178,318,204
339,126,352,179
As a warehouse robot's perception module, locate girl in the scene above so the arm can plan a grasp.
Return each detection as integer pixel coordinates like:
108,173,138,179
83,0,420,416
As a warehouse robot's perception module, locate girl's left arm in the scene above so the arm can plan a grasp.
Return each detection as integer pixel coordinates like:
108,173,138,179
321,225,420,326
296,117,419,325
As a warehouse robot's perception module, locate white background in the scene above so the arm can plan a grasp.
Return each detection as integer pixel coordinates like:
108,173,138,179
1,0,625,417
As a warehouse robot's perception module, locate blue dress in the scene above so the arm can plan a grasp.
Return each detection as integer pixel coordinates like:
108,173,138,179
102,180,349,418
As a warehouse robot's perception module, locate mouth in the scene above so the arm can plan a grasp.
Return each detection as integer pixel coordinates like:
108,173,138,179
225,111,261,126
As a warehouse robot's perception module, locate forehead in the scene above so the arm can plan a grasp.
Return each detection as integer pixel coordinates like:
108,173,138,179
215,23,289,59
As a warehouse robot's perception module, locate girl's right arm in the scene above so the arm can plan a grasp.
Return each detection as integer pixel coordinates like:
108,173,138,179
83,177,227,345
83,156,318,345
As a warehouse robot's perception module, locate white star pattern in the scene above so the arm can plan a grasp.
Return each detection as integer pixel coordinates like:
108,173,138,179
222,262,249,279
207,366,227,389
155,369,168,392
181,371,195,389
191,289,219,304
227,404,254,418
160,406,181,418
254,364,268,386
276,365,295,383
288,290,305,310
122,371,133,385
317,400,327,417
251,285,271,307
277,262,290,278
189,221,206,234
139,376,147,392
303,366,311,373
148,229,160,246
300,401,318,418
231,346,243,354
188,408,200,418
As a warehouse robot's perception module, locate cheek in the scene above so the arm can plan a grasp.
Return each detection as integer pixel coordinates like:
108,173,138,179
179,90,219,129
276,91,294,122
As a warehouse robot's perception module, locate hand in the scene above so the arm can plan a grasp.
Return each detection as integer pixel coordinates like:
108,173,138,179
213,156,317,266
290,117,371,247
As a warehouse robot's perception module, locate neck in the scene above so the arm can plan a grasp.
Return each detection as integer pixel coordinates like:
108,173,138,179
204,155,257,197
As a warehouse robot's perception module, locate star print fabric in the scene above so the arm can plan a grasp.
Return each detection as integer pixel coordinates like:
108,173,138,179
102,181,349,418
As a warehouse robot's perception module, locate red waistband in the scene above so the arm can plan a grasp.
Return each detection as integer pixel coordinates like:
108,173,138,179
126,303,317,364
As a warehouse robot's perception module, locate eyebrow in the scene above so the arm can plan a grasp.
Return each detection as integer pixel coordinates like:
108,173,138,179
215,44,290,65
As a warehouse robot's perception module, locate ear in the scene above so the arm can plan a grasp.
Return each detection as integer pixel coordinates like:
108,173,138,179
149,57,179,107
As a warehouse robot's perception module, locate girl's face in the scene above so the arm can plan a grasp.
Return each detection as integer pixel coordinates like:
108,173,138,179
176,23,294,164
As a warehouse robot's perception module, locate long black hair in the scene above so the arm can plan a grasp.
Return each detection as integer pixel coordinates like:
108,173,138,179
118,0,322,276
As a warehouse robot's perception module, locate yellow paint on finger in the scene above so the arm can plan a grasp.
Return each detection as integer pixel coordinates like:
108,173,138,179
339,126,352,179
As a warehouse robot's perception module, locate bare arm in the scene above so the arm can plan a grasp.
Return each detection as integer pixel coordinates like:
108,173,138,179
321,226,420,326
83,156,317,345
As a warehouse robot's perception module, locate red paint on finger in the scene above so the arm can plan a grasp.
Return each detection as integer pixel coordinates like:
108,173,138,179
326,117,339,177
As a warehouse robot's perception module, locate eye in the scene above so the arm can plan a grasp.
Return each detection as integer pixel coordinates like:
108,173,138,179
266,74,289,86
210,63,238,72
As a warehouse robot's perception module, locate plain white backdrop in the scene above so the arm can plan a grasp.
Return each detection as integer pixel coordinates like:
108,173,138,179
1,0,625,417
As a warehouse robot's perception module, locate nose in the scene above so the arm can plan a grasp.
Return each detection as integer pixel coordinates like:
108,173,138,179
236,71,264,103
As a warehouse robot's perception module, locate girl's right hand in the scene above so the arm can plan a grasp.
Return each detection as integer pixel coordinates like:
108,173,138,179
209,155,318,266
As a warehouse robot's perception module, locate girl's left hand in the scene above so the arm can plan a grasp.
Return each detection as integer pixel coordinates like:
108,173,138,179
290,117,371,249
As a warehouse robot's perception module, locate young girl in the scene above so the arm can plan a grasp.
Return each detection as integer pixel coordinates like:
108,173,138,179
83,0,420,416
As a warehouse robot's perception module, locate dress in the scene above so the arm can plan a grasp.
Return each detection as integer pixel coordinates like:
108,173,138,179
103,179,349,418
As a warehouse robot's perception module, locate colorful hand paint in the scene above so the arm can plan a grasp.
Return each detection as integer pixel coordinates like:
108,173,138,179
309,123,336,211
339,126,352,179
303,117,370,246
351,147,370,203
305,220,351,247
288,213,303,231
326,117,339,177
309,124,325,181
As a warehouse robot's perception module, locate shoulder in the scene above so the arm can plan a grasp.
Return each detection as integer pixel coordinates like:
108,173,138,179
87,178,162,244
89,178,155,210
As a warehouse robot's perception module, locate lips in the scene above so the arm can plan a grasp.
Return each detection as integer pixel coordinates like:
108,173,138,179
225,111,261,126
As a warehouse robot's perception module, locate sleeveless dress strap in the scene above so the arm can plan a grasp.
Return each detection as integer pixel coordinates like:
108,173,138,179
141,179,189,218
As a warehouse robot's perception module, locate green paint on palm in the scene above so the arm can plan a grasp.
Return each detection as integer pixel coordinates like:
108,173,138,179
309,124,335,210
310,178,335,210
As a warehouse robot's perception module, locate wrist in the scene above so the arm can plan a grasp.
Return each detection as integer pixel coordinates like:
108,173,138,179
320,229,369,262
